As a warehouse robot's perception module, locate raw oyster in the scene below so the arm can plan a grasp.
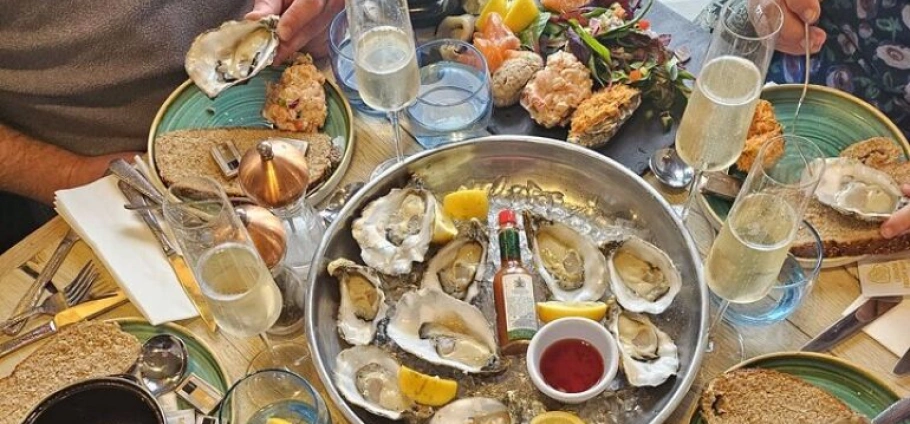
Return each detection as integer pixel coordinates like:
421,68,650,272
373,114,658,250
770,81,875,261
387,288,498,373
609,308,678,387
352,188,438,275
429,398,511,424
185,16,280,98
328,258,389,345
810,157,905,222
607,236,681,314
422,219,489,303
568,84,642,148
335,345,413,420
525,211,608,302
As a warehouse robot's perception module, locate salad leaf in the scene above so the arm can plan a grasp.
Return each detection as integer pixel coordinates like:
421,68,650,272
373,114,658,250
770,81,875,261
568,20,612,64
518,12,552,52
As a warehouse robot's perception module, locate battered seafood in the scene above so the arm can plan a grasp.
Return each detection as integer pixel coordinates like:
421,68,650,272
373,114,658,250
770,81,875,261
262,54,327,133
734,99,783,172
568,84,642,148
520,51,593,128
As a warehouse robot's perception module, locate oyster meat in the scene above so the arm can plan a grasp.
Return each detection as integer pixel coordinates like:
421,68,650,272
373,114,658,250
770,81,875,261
185,16,280,98
387,288,498,373
609,309,679,387
568,84,642,149
607,236,681,314
352,188,438,275
335,345,413,420
429,398,512,424
422,219,489,303
329,258,389,345
525,211,608,302
810,157,905,222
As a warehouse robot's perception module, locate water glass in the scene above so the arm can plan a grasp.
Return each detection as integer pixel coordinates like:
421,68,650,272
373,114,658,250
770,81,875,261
404,39,492,149
329,9,381,115
219,369,331,424
722,220,823,326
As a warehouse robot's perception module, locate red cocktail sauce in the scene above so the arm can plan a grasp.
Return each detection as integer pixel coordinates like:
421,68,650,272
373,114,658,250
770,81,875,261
539,338,604,393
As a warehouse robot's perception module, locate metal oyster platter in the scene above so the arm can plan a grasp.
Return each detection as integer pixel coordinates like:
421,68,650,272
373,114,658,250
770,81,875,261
306,136,707,423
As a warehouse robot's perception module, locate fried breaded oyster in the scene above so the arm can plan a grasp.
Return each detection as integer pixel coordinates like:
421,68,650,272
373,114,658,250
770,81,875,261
734,99,783,172
492,51,544,108
568,84,642,148
262,54,327,133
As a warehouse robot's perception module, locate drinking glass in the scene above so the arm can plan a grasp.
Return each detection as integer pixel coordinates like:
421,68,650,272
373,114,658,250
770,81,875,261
329,9,381,115
162,177,309,374
346,0,420,179
704,135,825,349
219,369,331,424
403,39,492,149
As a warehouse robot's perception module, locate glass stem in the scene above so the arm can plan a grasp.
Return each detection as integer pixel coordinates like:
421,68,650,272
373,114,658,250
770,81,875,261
260,333,277,358
679,169,705,221
388,110,403,163
709,299,730,335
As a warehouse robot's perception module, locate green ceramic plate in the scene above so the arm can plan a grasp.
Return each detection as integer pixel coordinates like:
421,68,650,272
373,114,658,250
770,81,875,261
687,352,901,423
146,68,355,204
112,318,229,410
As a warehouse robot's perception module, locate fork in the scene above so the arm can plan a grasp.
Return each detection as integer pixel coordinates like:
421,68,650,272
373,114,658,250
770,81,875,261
0,262,99,330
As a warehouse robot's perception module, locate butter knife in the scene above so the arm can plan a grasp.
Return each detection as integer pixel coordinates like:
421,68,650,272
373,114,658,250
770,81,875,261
802,296,903,352
894,346,910,375
118,182,218,333
0,291,127,358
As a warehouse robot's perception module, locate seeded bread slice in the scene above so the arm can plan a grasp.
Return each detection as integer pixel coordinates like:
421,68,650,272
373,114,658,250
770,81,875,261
790,137,910,258
0,321,141,424
699,368,869,424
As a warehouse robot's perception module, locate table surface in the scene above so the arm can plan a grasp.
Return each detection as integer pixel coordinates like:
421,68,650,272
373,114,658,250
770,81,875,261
1,68,908,423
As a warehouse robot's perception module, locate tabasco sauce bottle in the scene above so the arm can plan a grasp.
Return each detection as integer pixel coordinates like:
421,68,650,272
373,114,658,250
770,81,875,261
493,209,538,355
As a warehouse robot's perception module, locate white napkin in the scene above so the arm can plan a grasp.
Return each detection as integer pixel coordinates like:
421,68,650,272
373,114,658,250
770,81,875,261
54,175,198,325
843,296,910,356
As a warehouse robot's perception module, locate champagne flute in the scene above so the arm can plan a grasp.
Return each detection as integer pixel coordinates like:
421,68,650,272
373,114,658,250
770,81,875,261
346,0,420,180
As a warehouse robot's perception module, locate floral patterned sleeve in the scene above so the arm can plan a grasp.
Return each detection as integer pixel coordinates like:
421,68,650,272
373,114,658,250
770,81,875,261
696,0,910,138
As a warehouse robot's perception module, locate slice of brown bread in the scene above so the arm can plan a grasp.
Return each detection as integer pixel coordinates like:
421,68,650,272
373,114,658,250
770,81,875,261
0,321,141,424
154,128,341,197
791,137,910,258
699,368,869,424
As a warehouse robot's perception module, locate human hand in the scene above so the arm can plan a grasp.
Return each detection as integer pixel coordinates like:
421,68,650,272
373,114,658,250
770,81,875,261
880,184,910,239
246,0,345,63
775,0,826,56
64,152,143,195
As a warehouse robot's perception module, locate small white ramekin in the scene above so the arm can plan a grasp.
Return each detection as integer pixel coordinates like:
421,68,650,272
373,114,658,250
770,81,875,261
526,317,620,404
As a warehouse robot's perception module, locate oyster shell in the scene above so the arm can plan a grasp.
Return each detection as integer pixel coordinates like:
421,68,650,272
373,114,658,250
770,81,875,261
609,308,679,387
429,397,511,424
328,258,389,345
185,16,280,98
607,236,681,314
387,288,498,373
352,188,438,275
335,345,413,420
568,84,642,148
422,219,489,303
525,211,608,302
810,157,906,222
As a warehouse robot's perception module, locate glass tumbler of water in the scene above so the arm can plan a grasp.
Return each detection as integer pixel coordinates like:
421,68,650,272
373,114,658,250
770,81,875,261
330,9,381,116
219,369,331,424
404,39,492,149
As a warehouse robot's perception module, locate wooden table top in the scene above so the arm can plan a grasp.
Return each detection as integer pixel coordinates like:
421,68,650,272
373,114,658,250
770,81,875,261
1,75,907,424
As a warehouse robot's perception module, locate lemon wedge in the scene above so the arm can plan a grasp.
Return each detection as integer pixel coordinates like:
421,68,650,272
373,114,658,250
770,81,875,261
433,212,458,244
398,366,458,406
442,189,490,221
536,301,608,323
530,411,586,424
266,418,294,424
478,0,509,29
503,0,540,32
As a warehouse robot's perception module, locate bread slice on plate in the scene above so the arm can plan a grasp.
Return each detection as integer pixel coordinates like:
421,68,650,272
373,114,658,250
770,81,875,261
700,368,869,423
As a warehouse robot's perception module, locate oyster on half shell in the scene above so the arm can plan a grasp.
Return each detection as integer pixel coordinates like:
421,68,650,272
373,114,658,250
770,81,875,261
352,188,438,276
387,288,498,373
607,236,681,314
422,219,488,303
335,345,413,420
429,398,511,424
524,211,608,302
810,157,906,222
328,258,389,345
185,16,280,98
609,308,679,387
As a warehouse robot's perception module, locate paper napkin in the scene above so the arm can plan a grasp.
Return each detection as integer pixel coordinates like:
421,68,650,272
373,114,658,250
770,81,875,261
55,175,198,324
844,296,910,356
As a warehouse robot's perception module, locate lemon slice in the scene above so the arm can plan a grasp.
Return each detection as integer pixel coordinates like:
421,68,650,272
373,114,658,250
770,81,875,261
398,366,458,406
433,212,458,244
266,418,294,424
530,411,586,424
503,0,540,32
536,301,608,323
478,0,509,29
442,189,490,221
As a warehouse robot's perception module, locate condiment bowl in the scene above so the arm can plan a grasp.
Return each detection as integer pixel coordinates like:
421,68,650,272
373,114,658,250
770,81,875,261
526,317,620,404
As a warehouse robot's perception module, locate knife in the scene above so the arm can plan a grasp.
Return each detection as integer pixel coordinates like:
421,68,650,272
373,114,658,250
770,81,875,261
894,346,910,375
802,296,903,352
0,291,128,358
117,182,218,333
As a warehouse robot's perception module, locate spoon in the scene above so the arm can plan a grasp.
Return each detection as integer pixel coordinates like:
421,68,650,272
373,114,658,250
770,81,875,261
136,334,189,397
791,21,811,133
319,182,366,224
649,148,695,188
